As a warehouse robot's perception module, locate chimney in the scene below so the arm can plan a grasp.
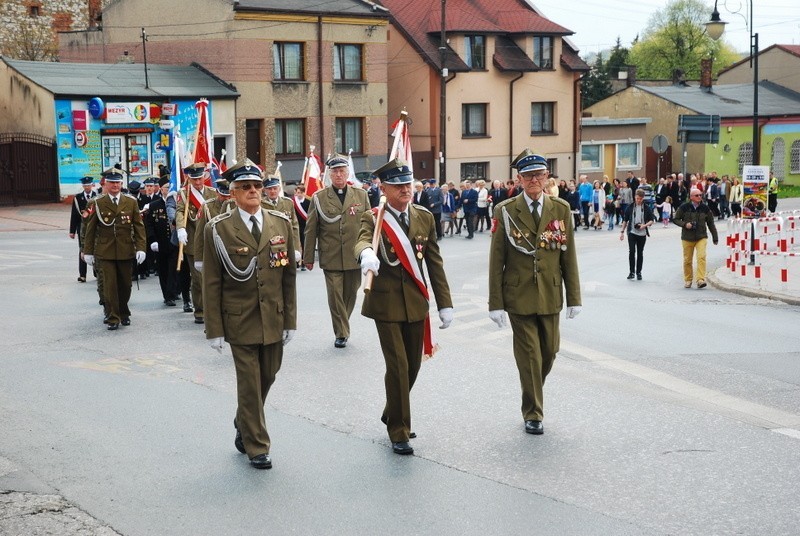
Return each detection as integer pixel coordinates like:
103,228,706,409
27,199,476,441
700,58,713,92
627,65,637,88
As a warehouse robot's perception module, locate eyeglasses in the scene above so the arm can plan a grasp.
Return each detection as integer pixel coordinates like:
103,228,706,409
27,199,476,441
236,183,262,191
520,172,548,182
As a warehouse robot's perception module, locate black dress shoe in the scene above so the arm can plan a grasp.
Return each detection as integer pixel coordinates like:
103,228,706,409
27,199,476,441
636,273,642,280
334,337,347,348
524,420,544,435
121,318,131,326
183,303,193,313
194,317,204,324
107,323,119,331
627,273,635,280
250,453,272,469
103,314,110,324
77,276,86,283
392,441,414,455
234,421,246,454
409,432,417,439
165,299,176,307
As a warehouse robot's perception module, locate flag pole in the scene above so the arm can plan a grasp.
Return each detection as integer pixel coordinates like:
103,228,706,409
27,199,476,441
364,195,387,293
176,177,190,271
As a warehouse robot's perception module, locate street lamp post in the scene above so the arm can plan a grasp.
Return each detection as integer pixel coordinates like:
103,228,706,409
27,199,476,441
706,0,759,164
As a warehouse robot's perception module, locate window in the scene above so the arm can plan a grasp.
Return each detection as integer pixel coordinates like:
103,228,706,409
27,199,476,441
790,140,800,174
547,158,557,177
28,4,41,16
334,44,363,81
580,144,602,170
531,102,554,134
461,162,488,181
738,142,753,175
273,42,304,81
464,35,485,69
462,103,487,137
275,119,304,156
335,118,362,154
771,138,785,180
616,142,640,168
533,36,553,69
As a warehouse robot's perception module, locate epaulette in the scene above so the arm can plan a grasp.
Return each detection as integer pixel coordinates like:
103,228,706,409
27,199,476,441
494,197,517,212
548,195,570,209
412,204,432,215
209,211,233,225
266,209,290,221
123,193,138,200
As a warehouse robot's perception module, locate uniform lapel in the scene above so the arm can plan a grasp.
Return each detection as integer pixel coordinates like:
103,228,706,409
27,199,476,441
233,209,259,249
513,195,538,235
257,208,269,251
540,196,556,233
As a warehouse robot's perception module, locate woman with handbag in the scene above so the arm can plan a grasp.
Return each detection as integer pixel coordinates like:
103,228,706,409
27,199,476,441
619,189,655,280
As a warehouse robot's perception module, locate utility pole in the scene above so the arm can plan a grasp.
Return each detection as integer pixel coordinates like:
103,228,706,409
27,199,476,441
438,0,447,183
141,27,149,89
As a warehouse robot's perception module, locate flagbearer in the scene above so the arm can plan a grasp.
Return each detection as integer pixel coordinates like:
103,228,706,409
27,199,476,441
303,154,370,348
176,162,217,324
292,185,310,270
69,175,97,282
356,158,453,455
203,161,297,470
83,168,147,330
193,177,233,270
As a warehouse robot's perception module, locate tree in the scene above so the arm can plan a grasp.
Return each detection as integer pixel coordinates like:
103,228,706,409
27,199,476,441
627,0,739,79
606,37,630,79
582,54,613,109
0,17,59,61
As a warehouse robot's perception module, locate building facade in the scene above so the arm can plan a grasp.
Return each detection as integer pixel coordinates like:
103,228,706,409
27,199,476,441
59,0,391,183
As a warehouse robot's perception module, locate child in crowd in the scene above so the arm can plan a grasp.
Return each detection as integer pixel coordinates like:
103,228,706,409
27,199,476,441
656,196,673,227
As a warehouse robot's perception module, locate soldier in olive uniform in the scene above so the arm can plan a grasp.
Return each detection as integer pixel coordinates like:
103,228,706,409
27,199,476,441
261,175,301,263
83,168,147,330
69,175,97,282
203,161,297,470
489,150,582,435
303,154,370,348
146,176,178,306
193,178,232,268
176,162,217,324
356,159,453,455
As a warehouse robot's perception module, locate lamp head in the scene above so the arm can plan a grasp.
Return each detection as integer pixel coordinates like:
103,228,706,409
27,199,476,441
705,0,727,41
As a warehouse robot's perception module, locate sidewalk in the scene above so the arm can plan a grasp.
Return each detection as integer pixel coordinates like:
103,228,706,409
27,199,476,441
0,202,69,232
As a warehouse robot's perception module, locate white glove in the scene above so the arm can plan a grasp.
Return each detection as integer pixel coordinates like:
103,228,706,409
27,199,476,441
209,337,225,353
177,227,188,245
566,306,582,319
194,261,203,272
142,203,150,212
135,251,146,264
282,330,295,346
150,241,159,253
489,310,507,328
360,248,380,276
438,307,453,329
295,250,302,263
84,254,94,266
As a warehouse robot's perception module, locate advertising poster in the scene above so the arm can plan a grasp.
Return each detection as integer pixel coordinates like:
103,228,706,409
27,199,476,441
742,165,770,219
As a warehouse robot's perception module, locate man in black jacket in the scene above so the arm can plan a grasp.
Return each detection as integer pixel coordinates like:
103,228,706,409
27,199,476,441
672,188,718,289
69,176,97,282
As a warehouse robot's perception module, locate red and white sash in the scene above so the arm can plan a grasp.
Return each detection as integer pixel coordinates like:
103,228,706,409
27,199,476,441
292,196,308,221
377,208,438,359
189,187,206,211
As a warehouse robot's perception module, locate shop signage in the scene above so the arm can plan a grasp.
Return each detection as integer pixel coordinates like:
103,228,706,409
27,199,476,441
106,102,151,124
161,103,177,115
75,131,87,147
159,119,175,129
72,110,88,131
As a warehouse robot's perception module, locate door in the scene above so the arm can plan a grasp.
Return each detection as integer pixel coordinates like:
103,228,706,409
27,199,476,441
102,136,126,172
604,144,616,180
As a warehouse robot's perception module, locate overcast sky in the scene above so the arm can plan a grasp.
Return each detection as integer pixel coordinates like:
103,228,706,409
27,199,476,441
531,0,800,57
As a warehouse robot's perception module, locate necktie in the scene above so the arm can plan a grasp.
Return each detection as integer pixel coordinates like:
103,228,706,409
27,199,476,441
399,212,409,232
250,215,261,244
531,199,541,227
112,197,118,206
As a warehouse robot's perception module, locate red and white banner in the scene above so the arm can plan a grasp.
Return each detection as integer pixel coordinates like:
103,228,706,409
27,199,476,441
193,99,213,186
303,146,324,198
389,113,413,172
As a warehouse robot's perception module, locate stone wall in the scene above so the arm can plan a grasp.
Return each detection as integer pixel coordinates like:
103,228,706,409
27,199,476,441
0,0,109,61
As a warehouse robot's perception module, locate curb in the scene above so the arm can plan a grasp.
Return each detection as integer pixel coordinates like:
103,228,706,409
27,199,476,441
708,268,800,306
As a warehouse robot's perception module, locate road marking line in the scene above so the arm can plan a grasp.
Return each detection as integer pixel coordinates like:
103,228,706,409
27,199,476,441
561,339,800,433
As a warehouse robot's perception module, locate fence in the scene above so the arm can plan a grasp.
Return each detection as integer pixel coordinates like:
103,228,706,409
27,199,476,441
0,133,59,206
725,211,800,293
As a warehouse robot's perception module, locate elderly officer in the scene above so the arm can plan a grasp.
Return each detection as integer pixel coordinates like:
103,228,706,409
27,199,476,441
261,175,301,263
303,154,370,348
176,162,217,324
356,158,453,455
83,168,147,330
488,150,582,435
69,175,97,282
203,160,296,470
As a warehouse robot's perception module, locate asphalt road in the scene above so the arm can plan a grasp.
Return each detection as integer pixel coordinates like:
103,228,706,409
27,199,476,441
1,206,799,535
